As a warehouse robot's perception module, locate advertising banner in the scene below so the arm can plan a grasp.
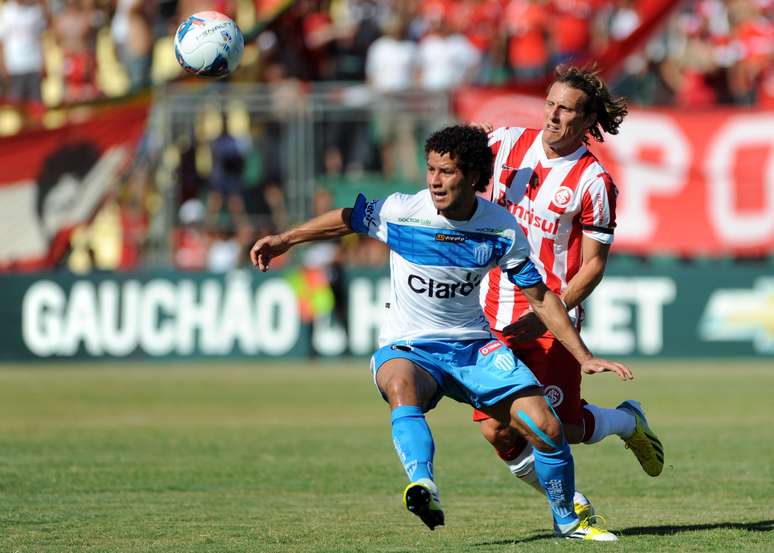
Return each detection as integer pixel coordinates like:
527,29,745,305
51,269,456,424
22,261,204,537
0,264,771,362
0,100,150,272
455,89,774,256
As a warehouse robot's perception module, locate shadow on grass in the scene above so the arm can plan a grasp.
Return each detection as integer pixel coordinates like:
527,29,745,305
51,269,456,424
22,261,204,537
618,519,774,537
472,519,774,546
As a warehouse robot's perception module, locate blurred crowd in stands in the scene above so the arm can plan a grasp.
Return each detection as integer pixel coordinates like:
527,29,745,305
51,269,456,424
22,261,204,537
1,0,771,273
1,0,770,119
260,0,774,106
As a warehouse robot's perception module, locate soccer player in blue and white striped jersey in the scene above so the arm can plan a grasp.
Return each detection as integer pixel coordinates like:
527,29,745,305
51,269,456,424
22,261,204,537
250,125,631,540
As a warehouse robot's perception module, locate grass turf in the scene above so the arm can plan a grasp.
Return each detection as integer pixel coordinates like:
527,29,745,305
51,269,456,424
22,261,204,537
1,360,773,552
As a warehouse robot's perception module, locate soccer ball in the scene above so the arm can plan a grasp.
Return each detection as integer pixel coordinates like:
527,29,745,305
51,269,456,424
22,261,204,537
174,11,244,77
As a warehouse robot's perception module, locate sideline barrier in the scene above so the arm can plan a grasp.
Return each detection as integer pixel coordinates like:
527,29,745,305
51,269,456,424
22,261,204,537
1,261,772,362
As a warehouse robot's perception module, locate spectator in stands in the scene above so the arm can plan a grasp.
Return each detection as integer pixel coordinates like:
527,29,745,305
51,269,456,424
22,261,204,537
207,114,249,230
318,8,380,177
176,133,204,206
256,61,297,231
111,0,155,92
0,0,49,124
607,0,640,41
455,0,507,85
416,13,480,92
727,0,774,105
262,6,317,81
53,0,104,104
206,226,243,272
549,0,595,66
504,0,550,83
365,17,420,180
302,187,348,353
660,11,722,107
173,198,208,271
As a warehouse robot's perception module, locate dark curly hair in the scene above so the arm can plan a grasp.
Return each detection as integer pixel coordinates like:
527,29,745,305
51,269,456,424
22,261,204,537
552,64,628,143
424,125,493,192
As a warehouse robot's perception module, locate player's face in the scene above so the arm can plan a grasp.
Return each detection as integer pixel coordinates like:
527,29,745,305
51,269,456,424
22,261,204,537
542,82,594,158
426,150,477,220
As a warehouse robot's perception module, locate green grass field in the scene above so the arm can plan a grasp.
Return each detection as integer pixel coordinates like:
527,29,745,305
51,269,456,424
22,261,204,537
1,360,773,552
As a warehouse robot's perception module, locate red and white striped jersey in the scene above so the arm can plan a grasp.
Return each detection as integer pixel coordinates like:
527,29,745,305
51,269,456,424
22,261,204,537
481,126,618,331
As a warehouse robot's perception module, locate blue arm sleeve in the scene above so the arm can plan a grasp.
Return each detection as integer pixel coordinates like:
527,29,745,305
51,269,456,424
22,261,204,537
349,193,369,234
506,259,543,289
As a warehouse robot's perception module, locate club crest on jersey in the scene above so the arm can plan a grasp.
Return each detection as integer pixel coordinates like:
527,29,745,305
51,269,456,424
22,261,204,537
479,341,503,356
544,385,564,407
474,242,493,265
552,186,574,208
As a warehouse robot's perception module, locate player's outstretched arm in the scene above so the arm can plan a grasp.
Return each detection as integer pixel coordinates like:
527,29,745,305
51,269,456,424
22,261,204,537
250,207,354,272
511,282,633,381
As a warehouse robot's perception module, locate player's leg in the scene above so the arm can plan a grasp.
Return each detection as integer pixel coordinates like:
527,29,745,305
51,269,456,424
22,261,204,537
469,340,615,541
499,392,580,535
476,415,594,519
487,332,663,476
584,400,665,476
502,393,615,541
465,342,585,536
474,332,593,514
534,336,664,475
375,356,438,483
372,347,444,530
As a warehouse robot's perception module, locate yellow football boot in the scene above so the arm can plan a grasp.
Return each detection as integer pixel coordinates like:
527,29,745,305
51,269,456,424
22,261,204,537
618,400,665,477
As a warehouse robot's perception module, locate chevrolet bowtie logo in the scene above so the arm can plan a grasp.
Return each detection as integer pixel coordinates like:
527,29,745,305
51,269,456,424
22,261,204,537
699,278,774,352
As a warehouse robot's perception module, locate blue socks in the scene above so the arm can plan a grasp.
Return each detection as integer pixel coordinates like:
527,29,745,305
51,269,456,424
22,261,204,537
533,439,578,532
390,406,434,482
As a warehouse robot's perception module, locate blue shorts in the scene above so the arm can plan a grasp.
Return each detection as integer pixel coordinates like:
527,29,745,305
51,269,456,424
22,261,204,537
371,339,542,412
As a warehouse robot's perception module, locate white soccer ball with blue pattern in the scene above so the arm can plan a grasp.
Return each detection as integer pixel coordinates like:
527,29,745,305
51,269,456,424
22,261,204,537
174,11,244,77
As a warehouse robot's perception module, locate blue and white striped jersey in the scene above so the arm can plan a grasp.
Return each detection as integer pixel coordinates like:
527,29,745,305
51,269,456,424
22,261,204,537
350,189,542,346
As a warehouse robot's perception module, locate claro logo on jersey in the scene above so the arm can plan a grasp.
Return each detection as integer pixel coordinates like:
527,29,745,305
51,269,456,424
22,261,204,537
407,272,482,299
512,204,559,235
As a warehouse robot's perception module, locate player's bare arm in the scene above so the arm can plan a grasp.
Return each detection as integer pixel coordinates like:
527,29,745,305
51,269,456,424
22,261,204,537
508,281,633,381
507,238,611,342
250,207,354,271
560,237,610,310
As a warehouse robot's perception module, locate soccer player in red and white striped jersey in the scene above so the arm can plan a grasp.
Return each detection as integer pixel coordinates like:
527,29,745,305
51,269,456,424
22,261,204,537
482,124,617,332
472,66,664,517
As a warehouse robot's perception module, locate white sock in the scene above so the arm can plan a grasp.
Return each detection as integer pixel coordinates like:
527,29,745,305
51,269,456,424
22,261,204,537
506,448,590,508
584,403,636,444
573,491,588,506
503,444,543,494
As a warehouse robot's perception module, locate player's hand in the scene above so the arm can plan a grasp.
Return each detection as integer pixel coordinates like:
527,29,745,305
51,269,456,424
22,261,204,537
580,357,634,381
469,121,494,134
250,234,289,272
502,311,546,342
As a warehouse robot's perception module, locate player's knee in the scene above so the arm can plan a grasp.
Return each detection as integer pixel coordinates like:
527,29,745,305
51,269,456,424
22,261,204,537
379,376,413,405
479,418,511,447
543,416,563,445
520,411,563,453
